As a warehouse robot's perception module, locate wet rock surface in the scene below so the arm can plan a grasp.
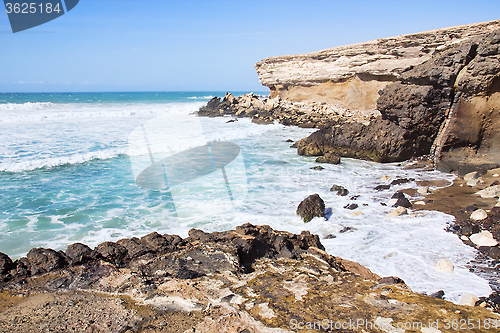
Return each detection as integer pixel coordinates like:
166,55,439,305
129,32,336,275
296,193,326,223
1,224,499,333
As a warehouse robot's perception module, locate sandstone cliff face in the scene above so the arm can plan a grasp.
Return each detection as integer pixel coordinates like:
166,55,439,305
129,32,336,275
256,20,500,114
254,21,500,172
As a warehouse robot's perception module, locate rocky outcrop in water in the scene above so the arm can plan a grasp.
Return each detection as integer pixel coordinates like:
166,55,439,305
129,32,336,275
1,224,499,332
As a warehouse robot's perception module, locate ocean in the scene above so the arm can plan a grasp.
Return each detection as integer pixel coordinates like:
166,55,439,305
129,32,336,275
0,91,493,302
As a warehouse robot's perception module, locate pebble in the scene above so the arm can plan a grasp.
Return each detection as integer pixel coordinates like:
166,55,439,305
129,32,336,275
417,186,430,194
380,175,391,181
469,230,498,247
464,171,479,181
475,185,500,198
385,206,407,217
351,211,363,217
494,174,500,177
460,235,469,241
343,203,358,210
470,209,488,221
466,178,480,186
434,259,454,273
414,201,426,205
458,294,479,307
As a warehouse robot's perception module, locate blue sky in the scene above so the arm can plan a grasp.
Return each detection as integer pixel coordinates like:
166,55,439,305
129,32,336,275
1,0,499,92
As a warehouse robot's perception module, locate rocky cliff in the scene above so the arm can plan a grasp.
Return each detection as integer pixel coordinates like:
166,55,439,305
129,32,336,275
255,20,500,114
253,20,500,173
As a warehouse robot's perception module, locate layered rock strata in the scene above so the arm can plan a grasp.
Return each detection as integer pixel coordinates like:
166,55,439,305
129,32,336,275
255,20,500,113
200,20,500,172
1,224,499,332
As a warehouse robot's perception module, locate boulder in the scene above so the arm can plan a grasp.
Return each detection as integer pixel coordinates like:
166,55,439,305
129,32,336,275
467,178,482,186
330,185,349,196
296,194,325,223
140,232,182,254
470,230,499,247
434,259,454,273
390,178,415,186
65,243,99,265
27,248,68,273
0,252,13,275
117,237,153,258
459,294,479,307
429,290,445,299
315,152,341,164
394,197,412,208
470,209,488,221
95,242,128,267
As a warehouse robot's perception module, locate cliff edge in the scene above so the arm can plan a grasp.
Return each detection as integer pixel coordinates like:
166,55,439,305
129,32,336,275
253,20,500,173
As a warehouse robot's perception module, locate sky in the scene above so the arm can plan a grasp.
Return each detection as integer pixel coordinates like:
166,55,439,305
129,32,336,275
0,0,499,92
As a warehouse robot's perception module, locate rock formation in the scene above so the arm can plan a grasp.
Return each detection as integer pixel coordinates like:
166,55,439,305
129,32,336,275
200,20,500,173
255,20,500,114
291,23,500,172
1,224,499,332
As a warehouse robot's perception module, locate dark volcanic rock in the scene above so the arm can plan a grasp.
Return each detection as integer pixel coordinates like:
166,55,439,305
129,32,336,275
390,178,415,186
330,185,349,196
393,196,412,208
0,253,13,275
117,237,153,258
140,232,183,253
65,243,99,266
294,118,407,162
391,192,406,199
27,248,68,273
375,184,391,191
95,242,128,267
315,152,341,164
296,193,326,222
430,290,445,299
344,203,358,210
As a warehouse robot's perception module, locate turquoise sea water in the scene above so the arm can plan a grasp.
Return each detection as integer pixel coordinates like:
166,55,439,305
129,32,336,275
0,91,494,302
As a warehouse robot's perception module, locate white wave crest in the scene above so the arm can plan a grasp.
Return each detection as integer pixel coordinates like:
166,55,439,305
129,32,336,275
0,102,206,123
0,148,126,172
187,96,214,100
0,102,53,110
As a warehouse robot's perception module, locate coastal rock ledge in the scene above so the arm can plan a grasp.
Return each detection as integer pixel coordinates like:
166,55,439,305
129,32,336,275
0,224,499,332
200,20,500,174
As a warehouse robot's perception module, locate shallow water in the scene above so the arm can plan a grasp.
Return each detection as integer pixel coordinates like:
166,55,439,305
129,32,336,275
0,92,493,303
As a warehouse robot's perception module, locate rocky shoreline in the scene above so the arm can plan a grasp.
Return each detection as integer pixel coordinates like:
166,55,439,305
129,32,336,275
1,224,500,332
2,20,500,333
